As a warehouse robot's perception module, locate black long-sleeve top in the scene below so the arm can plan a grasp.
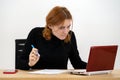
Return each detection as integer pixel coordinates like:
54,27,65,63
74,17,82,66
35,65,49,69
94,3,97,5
20,27,87,70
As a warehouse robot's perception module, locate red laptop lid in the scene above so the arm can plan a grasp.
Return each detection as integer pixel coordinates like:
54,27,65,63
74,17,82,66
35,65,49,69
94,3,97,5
86,45,118,72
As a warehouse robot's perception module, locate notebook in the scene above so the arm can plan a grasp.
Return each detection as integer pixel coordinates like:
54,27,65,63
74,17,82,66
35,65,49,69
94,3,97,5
71,45,118,75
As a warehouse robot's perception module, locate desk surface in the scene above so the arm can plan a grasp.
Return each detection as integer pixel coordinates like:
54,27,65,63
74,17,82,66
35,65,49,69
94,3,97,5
0,69,120,80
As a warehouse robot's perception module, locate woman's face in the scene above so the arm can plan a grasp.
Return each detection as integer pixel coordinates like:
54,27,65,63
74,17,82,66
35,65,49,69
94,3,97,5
50,19,72,40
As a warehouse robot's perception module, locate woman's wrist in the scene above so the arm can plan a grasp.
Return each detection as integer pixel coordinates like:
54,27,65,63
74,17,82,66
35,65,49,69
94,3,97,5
28,62,33,67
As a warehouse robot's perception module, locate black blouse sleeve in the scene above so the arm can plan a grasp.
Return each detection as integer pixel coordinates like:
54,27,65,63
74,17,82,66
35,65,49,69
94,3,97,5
19,27,42,70
69,31,87,69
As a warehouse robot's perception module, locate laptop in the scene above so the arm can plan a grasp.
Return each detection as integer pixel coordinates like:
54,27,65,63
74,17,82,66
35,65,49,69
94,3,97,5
71,45,118,75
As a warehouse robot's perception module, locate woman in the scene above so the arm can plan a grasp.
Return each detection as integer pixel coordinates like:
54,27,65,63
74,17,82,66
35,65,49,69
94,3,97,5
21,6,87,70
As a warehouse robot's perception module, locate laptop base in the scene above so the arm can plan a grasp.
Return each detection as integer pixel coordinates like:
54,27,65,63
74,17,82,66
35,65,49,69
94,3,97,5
70,70,112,76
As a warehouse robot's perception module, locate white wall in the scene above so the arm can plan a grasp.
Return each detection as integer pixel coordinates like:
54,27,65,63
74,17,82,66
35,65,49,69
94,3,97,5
0,0,120,69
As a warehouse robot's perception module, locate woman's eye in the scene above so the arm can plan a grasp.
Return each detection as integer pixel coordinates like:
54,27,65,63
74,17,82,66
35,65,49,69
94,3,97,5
59,26,65,29
59,25,71,30
67,25,70,29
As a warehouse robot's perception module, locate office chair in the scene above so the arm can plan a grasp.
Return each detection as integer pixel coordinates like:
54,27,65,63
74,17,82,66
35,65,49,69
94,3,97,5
15,39,26,69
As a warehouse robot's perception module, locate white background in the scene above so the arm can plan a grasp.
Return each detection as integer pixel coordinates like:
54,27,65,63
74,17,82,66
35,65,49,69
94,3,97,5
0,0,120,69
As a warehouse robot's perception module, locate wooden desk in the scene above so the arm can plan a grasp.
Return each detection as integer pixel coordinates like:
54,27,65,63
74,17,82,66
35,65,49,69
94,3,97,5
0,69,120,80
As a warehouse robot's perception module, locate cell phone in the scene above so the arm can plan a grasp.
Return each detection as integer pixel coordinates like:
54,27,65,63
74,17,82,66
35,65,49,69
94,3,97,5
3,69,18,74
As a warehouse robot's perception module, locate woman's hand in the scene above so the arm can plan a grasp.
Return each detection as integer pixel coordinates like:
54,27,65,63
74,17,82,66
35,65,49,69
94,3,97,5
28,48,40,67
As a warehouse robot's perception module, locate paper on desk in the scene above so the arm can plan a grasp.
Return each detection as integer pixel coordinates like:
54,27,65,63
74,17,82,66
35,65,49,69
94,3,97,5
28,69,67,74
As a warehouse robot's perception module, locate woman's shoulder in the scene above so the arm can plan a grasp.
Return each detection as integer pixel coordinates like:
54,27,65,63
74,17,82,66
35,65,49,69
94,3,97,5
29,27,44,34
28,27,45,37
69,30,75,37
31,27,45,32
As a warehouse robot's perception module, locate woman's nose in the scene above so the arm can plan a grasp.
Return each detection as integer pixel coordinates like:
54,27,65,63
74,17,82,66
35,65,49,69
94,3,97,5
63,28,69,34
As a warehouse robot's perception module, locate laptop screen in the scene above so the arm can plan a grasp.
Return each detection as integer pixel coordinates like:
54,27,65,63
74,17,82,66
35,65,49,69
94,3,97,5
86,45,118,72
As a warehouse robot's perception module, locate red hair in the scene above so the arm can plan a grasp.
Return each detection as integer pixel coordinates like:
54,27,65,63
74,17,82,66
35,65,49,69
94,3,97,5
43,6,72,43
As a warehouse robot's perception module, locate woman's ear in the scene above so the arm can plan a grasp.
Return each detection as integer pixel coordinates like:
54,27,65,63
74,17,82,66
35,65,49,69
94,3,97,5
48,25,53,29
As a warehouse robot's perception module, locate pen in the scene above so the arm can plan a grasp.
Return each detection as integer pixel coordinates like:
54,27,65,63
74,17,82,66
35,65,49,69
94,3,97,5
31,45,35,48
31,45,40,56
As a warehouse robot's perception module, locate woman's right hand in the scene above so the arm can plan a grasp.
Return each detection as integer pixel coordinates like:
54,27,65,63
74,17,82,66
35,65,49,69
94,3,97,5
28,48,40,67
